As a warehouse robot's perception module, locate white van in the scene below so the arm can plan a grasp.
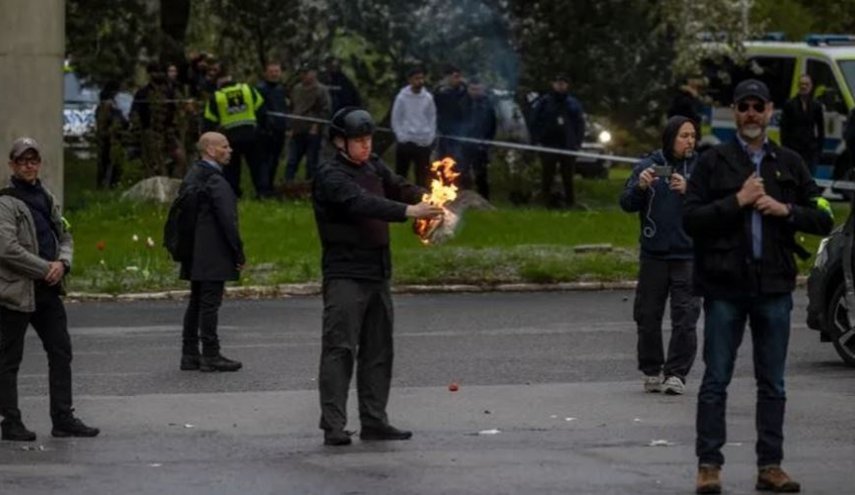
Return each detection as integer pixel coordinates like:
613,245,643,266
701,35,855,178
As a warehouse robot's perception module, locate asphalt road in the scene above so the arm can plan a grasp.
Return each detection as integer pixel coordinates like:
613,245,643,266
1,290,853,494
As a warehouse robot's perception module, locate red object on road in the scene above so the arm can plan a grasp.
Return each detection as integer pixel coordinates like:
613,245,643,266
448,382,459,392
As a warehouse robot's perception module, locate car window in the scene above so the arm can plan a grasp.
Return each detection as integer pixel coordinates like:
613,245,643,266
807,59,848,115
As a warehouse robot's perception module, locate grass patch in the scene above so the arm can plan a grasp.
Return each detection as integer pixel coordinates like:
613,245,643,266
61,151,848,293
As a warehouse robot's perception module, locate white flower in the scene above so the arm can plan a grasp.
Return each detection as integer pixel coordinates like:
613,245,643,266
125,266,139,272
132,234,139,242
146,237,155,248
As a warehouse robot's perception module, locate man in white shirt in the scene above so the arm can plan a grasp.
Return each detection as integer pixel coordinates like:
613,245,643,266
391,67,437,187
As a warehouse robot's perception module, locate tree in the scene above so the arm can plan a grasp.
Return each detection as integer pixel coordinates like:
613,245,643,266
66,0,157,85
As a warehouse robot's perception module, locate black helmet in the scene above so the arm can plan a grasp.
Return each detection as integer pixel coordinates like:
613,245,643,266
329,107,375,141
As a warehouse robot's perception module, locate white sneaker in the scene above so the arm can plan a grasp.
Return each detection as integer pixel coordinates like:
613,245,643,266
662,376,685,395
643,375,662,393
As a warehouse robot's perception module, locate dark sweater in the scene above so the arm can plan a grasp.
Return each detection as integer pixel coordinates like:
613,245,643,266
10,178,57,261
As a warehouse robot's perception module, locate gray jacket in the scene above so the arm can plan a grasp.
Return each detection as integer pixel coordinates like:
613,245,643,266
0,181,73,312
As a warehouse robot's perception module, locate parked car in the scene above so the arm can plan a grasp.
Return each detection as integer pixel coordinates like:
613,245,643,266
63,72,132,148
806,216,855,366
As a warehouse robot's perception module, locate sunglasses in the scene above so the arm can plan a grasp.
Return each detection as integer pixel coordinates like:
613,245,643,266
14,156,42,166
736,101,766,113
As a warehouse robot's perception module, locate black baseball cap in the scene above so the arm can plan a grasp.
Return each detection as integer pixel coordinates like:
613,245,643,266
733,79,770,103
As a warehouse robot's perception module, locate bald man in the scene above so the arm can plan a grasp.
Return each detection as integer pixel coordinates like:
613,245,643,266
177,132,245,372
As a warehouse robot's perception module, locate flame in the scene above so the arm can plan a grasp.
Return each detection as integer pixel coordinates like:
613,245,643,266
414,157,460,244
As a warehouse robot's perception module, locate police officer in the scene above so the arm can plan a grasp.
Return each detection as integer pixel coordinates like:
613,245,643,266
0,138,99,441
203,63,267,198
312,107,442,446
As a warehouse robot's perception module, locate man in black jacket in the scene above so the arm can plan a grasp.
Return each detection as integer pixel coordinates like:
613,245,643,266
312,107,442,446
684,80,833,494
529,74,585,208
179,132,245,372
780,74,825,176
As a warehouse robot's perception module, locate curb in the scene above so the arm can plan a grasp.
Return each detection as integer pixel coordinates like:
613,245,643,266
65,276,809,303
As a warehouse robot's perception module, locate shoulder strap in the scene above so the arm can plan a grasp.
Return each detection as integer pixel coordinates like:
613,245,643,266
0,187,26,201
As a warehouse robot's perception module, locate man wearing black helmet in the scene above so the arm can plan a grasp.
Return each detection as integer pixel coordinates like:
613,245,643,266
312,107,443,446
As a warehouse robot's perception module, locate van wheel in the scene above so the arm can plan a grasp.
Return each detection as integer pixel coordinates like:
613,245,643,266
826,283,855,367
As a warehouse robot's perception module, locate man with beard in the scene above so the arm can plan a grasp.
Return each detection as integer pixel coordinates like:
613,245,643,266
684,79,833,494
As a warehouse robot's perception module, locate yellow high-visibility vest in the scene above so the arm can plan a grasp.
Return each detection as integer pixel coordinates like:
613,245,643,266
205,83,262,129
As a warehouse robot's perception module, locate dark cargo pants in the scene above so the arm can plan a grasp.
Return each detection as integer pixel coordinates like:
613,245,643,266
633,257,700,380
319,278,394,432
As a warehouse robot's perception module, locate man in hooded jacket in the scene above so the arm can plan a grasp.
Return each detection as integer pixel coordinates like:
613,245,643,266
620,116,701,396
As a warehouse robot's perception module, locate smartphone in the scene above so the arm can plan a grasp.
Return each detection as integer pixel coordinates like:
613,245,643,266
653,165,673,178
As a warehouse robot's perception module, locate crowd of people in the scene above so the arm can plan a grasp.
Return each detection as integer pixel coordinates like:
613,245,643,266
94,53,594,207
0,73,843,494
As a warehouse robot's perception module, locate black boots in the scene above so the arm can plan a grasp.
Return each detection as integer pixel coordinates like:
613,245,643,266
359,424,413,441
324,429,353,446
199,354,242,372
1,418,37,442
51,414,100,438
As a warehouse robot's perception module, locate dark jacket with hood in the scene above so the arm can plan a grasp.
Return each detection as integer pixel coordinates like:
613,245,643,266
312,152,425,281
683,134,834,298
620,116,697,260
528,91,585,149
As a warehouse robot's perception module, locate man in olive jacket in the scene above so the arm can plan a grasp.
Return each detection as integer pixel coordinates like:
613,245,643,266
178,132,245,373
0,137,99,441
313,107,442,446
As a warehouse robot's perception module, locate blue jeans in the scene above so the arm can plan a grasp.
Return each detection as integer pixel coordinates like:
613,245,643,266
696,294,793,467
285,132,321,181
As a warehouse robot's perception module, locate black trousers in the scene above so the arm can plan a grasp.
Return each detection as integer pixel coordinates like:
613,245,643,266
0,285,73,422
182,281,225,357
223,130,265,198
319,278,394,432
462,145,490,199
395,142,432,188
633,258,700,380
540,151,577,206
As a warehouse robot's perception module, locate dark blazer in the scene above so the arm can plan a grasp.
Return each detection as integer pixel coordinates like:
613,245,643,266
683,138,833,298
180,161,245,281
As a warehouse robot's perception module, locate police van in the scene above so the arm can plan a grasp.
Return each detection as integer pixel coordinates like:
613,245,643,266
700,34,855,178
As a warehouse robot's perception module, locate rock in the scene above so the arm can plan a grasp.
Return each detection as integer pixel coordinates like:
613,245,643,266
447,190,496,214
121,176,182,204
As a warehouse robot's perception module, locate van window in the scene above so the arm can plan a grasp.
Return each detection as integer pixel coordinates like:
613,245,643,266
807,59,848,114
837,60,855,107
702,55,795,107
740,57,795,107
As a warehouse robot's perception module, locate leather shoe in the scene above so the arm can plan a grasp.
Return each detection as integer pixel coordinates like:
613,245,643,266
756,466,800,493
324,429,353,446
180,355,200,371
199,354,242,372
52,415,99,438
1,419,36,442
696,464,722,494
359,424,412,441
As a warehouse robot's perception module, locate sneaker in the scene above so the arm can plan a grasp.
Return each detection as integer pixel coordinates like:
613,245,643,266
52,415,100,438
643,374,662,393
180,355,200,371
663,376,686,395
1,419,36,442
696,464,722,494
359,424,412,441
199,354,242,372
756,465,800,493
323,429,353,446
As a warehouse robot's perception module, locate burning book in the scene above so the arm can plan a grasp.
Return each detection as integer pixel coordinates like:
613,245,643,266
414,157,461,244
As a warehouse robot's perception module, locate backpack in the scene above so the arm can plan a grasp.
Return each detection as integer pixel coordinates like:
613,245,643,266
163,171,212,262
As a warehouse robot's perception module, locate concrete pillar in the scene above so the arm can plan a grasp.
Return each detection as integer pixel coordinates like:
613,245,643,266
0,0,65,207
